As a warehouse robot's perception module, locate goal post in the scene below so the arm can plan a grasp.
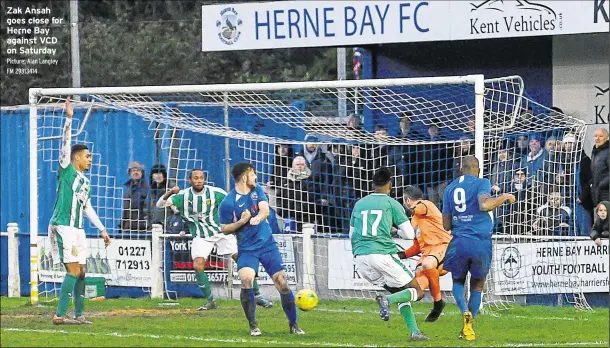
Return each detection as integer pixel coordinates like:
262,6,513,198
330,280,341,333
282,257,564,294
26,74,591,310
28,88,39,304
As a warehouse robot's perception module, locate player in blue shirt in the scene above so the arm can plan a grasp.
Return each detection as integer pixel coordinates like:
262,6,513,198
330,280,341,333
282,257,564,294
219,162,304,337
442,156,515,341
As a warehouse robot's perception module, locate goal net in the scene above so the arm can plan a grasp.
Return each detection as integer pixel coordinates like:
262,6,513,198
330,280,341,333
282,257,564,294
29,75,592,310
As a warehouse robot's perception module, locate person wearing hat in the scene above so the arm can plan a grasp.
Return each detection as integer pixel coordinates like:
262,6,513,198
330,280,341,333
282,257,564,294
148,164,182,232
120,161,150,233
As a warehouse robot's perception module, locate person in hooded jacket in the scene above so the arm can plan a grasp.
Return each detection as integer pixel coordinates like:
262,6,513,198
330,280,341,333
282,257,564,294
149,164,183,233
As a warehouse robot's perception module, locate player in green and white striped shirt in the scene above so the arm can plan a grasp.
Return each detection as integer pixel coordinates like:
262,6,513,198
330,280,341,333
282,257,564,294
157,169,273,310
350,167,429,341
50,98,111,325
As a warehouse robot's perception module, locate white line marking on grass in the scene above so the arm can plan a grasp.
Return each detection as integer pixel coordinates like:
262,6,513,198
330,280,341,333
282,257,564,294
503,342,608,347
3,328,606,347
1,328,359,347
511,315,590,321
316,308,590,321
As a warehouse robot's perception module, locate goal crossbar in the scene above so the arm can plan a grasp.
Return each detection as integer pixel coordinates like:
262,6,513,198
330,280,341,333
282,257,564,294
30,75,485,97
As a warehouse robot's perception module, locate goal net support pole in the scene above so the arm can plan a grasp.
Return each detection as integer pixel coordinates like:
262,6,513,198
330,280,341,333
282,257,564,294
29,88,39,305
1,223,20,298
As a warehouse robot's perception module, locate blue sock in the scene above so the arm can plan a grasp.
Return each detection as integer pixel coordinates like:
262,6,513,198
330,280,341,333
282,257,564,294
452,281,468,313
280,291,297,326
468,290,482,317
240,288,257,327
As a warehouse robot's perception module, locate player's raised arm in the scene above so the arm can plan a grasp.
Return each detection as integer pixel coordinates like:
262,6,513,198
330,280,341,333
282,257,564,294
84,198,111,247
478,192,516,212
59,98,74,168
156,185,180,208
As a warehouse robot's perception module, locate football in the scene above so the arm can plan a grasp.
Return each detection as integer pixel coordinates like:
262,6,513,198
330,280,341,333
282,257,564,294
295,289,319,311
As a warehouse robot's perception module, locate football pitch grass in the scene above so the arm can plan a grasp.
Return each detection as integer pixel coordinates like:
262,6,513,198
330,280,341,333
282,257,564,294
1,297,608,347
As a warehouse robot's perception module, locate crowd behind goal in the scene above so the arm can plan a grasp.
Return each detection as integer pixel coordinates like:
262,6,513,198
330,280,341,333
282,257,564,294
116,111,609,245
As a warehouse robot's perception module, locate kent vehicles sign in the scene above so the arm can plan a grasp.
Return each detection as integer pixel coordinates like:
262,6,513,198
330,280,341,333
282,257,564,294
201,1,609,51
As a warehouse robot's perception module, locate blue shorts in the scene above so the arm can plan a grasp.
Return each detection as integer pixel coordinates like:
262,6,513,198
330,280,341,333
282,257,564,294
237,244,285,277
444,236,492,280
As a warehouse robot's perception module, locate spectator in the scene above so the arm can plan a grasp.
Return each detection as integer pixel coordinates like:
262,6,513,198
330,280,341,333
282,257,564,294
297,136,333,196
522,136,546,183
120,161,150,233
345,145,370,199
590,201,609,246
533,188,573,236
370,124,392,171
398,112,423,139
148,164,181,232
270,143,294,188
590,128,609,205
422,119,451,207
544,136,560,153
347,114,362,130
452,135,475,180
276,156,316,232
514,135,529,158
427,121,441,141
395,113,424,190
464,117,475,138
501,168,534,235
489,143,516,195
541,136,565,186
563,133,594,235
331,144,357,230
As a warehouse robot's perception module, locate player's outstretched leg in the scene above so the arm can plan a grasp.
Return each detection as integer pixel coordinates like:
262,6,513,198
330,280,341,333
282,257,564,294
53,263,80,325
272,270,304,334
375,294,391,321
73,268,92,324
384,279,429,341
193,257,216,310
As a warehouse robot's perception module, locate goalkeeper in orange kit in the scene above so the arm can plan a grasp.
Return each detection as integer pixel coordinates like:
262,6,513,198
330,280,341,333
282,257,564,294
398,185,452,322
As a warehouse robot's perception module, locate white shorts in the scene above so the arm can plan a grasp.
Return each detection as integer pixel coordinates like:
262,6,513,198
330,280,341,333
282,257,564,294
191,234,238,260
355,254,415,289
49,225,88,265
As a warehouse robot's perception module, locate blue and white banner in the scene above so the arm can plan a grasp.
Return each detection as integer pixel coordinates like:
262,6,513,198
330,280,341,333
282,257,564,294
202,1,609,51
493,240,609,295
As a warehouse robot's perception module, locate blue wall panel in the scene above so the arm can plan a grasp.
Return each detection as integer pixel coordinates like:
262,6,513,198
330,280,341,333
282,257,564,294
1,104,306,297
